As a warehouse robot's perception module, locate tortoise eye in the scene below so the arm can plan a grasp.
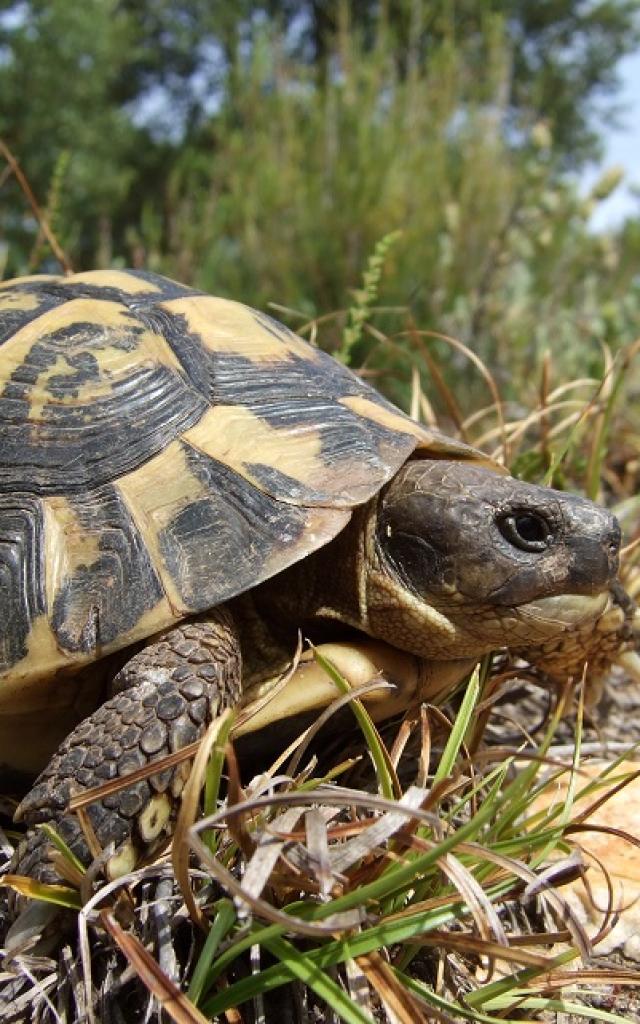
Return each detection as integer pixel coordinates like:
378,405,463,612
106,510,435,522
498,512,553,552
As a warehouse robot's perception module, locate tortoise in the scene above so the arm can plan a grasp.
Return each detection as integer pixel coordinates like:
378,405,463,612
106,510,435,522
0,268,633,886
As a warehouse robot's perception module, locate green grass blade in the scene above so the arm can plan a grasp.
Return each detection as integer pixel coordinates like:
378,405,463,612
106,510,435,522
432,666,480,786
188,898,236,1005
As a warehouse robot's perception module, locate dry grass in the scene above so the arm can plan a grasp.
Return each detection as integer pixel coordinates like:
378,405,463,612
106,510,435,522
4,658,640,1023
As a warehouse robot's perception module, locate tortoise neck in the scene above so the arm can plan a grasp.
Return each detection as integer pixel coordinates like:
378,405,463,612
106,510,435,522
231,500,375,689
249,499,373,635
306,503,371,627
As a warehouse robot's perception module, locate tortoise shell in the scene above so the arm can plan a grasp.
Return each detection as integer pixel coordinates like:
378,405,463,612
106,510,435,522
0,269,489,694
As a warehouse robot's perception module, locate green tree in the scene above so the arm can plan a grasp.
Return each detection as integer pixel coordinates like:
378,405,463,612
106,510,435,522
1,0,639,276
1,0,640,418
279,1,640,164
0,0,142,263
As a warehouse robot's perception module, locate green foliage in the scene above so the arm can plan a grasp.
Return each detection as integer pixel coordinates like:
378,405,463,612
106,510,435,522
28,149,71,270
0,0,141,261
1,1,640,412
339,230,402,365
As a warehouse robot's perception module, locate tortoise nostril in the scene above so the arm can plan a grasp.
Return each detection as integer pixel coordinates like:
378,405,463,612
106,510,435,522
607,522,621,560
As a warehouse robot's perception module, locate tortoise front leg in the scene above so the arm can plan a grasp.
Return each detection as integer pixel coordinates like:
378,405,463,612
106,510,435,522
13,606,241,884
237,640,476,739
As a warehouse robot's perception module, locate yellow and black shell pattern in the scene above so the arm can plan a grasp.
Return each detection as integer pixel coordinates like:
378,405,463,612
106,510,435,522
0,269,485,691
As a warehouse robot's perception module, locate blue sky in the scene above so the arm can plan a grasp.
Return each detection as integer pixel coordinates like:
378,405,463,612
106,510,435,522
585,49,640,229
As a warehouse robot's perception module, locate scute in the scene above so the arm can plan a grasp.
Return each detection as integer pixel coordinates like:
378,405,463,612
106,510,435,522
46,485,165,654
0,291,209,494
154,443,350,612
0,269,491,688
0,494,46,672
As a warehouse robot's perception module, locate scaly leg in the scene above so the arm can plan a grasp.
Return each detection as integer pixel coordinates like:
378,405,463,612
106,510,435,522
12,606,241,884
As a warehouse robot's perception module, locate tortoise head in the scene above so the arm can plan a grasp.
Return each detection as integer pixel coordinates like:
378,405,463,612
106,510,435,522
362,459,620,660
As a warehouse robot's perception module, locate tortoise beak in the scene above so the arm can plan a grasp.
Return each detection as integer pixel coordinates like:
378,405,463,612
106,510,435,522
564,503,620,596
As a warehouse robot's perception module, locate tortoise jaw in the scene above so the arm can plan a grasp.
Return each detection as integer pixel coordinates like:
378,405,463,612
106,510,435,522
520,590,610,634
